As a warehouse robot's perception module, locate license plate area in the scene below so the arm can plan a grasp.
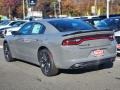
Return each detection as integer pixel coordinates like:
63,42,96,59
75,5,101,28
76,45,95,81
92,49,104,57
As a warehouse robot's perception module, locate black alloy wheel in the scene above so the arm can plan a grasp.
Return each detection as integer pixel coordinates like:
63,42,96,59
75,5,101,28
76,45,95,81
3,43,14,62
38,49,58,76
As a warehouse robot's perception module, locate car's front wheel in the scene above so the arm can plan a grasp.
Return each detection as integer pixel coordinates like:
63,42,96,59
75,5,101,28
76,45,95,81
3,43,14,62
38,49,58,76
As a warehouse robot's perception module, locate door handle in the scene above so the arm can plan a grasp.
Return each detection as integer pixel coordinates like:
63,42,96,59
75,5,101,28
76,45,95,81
23,39,31,43
34,39,39,42
24,39,39,42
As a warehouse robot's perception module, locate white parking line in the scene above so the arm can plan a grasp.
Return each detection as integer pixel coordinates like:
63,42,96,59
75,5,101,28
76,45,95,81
0,45,3,48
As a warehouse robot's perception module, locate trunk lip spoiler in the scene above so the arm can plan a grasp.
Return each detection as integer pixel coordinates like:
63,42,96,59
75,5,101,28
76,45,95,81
62,29,113,37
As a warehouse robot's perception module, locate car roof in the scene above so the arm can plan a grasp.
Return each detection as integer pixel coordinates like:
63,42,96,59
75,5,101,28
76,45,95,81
109,16,120,19
84,18,102,21
33,18,83,22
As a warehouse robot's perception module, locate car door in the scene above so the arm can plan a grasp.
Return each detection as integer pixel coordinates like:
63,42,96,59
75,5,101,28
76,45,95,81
12,22,34,61
21,22,45,64
12,22,45,64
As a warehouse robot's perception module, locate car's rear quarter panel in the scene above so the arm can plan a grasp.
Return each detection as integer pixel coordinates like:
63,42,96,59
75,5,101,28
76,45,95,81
52,31,117,69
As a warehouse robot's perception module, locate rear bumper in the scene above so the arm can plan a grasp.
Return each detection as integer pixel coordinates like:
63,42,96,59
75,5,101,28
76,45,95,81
70,57,115,69
54,45,116,69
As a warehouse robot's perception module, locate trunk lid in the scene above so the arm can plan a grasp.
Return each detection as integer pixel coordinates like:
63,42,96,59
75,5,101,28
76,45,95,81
62,30,114,48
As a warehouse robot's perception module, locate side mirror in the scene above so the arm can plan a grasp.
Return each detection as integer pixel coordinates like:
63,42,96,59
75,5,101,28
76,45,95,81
11,31,21,35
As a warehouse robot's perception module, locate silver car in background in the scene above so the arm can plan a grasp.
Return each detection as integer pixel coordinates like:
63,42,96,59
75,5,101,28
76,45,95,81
0,20,27,37
3,19,116,76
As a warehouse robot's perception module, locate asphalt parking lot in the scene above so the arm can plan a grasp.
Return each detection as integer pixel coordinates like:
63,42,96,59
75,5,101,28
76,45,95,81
0,38,120,90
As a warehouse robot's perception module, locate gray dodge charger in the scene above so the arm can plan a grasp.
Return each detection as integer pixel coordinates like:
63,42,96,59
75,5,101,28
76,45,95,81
3,19,116,76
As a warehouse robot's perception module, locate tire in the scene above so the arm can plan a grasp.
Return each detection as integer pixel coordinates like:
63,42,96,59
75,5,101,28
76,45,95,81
3,43,14,62
117,53,120,57
38,49,58,76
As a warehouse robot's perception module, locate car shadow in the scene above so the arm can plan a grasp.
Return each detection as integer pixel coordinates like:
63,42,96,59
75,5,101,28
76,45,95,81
14,59,40,68
59,63,113,75
14,59,113,75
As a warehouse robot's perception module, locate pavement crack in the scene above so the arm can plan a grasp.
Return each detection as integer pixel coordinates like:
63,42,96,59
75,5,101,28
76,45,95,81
115,77,120,80
107,71,111,73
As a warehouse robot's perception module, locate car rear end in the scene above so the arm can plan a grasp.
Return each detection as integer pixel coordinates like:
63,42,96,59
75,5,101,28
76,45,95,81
115,31,120,53
49,19,116,69
60,31,116,69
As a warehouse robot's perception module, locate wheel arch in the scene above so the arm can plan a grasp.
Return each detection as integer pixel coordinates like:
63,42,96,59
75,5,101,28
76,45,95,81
38,46,49,52
3,40,8,46
37,46,50,58
37,46,55,62
37,46,58,76
3,40,7,44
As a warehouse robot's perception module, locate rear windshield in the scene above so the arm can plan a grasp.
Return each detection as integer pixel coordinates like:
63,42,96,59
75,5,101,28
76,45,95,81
95,19,117,28
0,20,10,25
9,21,26,27
48,19,95,32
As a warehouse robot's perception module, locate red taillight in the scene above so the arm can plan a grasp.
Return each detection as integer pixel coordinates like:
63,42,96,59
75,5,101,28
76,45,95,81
62,38,81,45
62,34,114,46
108,35,114,41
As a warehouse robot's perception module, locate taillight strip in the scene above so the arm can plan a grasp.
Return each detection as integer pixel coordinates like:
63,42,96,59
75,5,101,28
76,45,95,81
62,34,114,46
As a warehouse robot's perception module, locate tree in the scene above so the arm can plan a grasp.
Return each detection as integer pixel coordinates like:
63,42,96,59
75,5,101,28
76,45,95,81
0,0,6,15
61,0,79,16
35,0,54,17
3,0,21,19
1,0,120,19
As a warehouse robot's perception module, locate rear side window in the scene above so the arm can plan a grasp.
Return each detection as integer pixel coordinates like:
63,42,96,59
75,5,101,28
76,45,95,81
31,23,45,34
19,23,33,35
49,19,95,32
0,20,10,25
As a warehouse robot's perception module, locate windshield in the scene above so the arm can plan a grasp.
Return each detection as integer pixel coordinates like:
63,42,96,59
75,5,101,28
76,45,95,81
0,20,10,26
9,21,26,27
95,19,117,29
95,20,108,28
49,19,96,32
